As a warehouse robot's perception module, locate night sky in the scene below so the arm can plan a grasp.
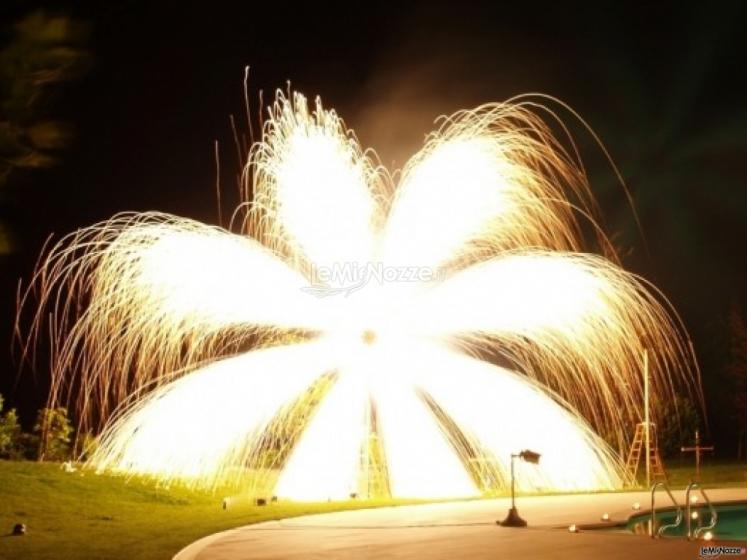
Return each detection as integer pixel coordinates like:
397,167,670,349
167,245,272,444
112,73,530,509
1,2,745,452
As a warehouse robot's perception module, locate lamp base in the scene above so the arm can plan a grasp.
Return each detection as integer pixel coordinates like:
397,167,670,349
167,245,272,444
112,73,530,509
498,507,527,527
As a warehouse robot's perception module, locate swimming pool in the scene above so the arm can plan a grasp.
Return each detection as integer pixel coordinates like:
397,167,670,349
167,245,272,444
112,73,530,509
626,501,747,540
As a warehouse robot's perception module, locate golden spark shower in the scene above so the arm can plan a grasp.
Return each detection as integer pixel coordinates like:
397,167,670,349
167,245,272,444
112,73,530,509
20,91,698,500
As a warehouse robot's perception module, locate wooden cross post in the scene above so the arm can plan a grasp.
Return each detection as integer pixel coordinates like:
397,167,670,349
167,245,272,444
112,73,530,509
681,430,714,480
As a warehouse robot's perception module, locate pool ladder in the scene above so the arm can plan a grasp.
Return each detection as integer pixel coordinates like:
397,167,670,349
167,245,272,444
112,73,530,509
685,482,718,540
650,481,718,539
650,482,682,537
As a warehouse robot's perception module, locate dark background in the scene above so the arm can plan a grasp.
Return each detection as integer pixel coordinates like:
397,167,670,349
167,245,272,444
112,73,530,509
1,2,745,454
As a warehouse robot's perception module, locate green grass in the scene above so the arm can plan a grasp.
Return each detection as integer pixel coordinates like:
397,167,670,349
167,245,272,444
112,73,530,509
1,459,745,560
661,458,747,488
0,461,417,560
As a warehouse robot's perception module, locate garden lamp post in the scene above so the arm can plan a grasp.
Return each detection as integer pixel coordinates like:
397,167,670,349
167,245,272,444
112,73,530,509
498,449,541,527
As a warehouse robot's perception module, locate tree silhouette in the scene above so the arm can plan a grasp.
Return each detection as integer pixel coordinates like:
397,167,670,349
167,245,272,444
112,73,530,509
0,10,90,252
727,303,747,459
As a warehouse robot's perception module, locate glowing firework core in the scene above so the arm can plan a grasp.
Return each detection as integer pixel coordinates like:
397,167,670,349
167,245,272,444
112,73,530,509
23,91,696,501
362,330,377,345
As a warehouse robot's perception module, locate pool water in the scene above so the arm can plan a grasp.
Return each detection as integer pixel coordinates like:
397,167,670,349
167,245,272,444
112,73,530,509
627,502,747,540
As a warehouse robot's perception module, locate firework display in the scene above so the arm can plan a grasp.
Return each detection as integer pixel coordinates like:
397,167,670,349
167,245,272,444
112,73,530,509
20,92,697,500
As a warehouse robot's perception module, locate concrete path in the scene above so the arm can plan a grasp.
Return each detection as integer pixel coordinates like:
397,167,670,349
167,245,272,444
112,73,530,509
175,488,746,560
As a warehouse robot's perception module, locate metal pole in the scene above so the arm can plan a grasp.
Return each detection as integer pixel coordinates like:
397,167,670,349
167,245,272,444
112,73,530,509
695,430,700,480
644,349,650,488
510,454,516,509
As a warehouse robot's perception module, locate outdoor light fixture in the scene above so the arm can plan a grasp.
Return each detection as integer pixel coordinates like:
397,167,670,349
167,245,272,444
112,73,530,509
601,513,610,522
498,449,541,527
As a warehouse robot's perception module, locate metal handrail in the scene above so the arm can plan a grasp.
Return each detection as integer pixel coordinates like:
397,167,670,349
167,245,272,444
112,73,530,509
685,482,718,540
650,481,683,538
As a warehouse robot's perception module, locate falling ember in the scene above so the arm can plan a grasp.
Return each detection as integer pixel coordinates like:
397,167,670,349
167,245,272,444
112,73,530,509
19,90,699,500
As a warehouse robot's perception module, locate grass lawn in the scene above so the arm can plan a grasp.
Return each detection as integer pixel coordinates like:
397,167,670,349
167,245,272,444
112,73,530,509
660,458,747,488
0,460,418,560
1,459,745,560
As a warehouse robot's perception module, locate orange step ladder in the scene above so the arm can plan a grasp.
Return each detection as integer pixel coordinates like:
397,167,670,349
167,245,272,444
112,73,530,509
625,422,667,483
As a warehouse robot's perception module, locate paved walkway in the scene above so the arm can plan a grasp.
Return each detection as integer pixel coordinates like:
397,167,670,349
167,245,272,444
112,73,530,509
175,488,746,560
